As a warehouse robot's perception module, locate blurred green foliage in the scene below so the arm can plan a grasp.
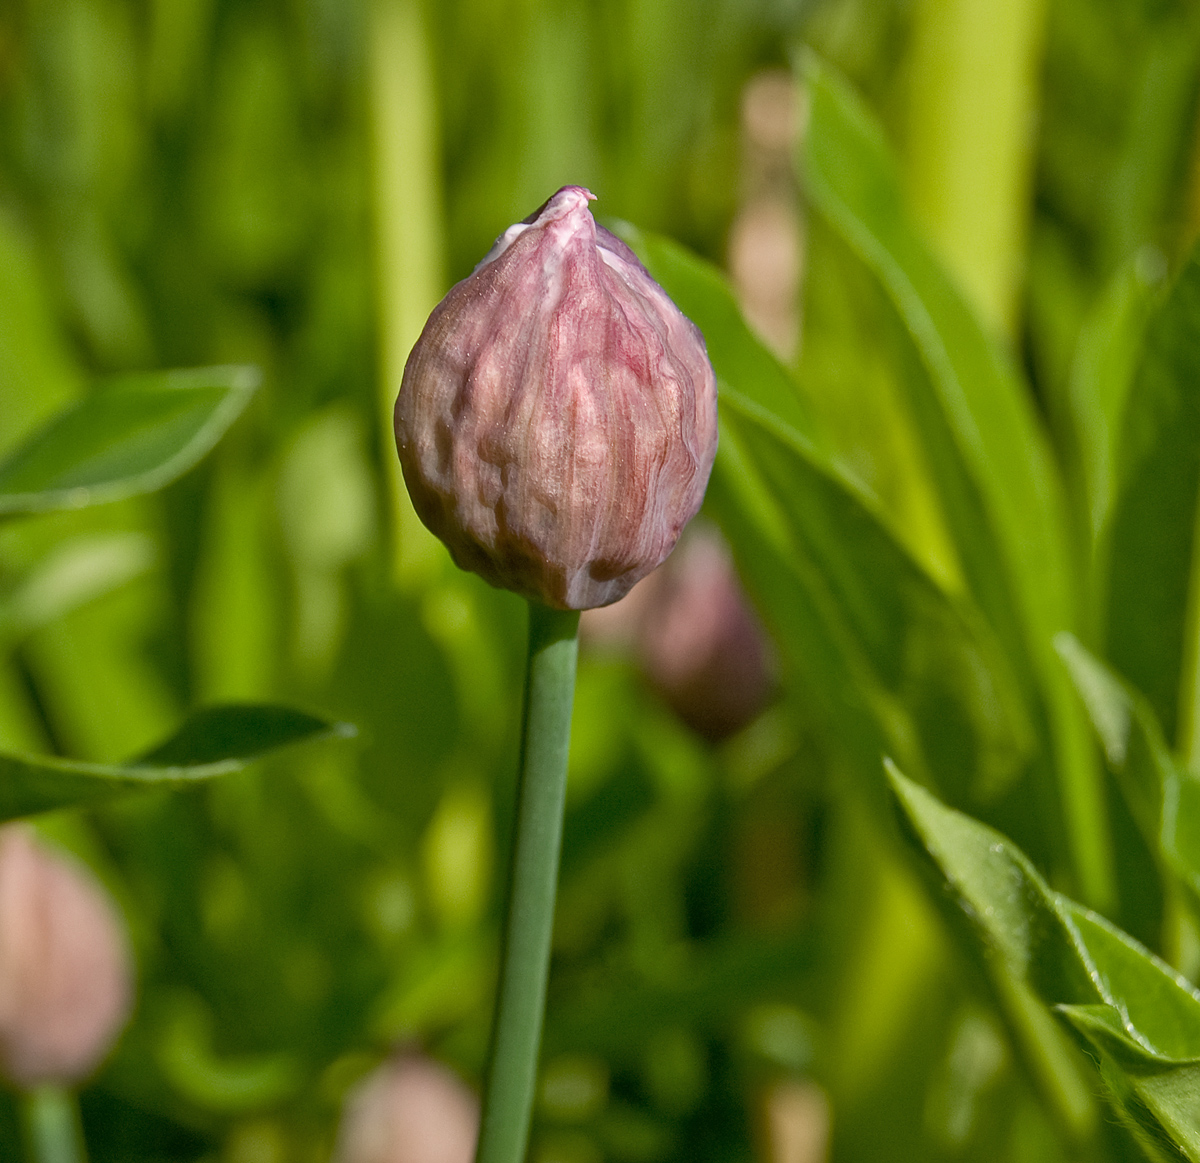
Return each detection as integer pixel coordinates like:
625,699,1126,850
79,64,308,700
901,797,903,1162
3,0,1200,1160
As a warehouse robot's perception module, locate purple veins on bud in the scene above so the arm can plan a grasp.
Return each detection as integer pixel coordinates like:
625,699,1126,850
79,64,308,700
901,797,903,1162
395,186,719,610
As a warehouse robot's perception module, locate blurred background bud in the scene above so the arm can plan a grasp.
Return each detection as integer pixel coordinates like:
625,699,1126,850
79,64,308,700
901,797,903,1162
582,524,776,741
638,526,776,741
334,1053,479,1163
0,824,133,1087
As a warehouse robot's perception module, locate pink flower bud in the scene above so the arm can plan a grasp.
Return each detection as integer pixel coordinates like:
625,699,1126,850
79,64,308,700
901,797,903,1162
637,526,775,740
0,825,133,1087
334,1054,479,1163
395,186,719,609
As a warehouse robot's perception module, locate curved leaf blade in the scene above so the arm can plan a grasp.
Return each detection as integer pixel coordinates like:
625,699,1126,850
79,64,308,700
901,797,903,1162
0,365,259,514
1058,633,1200,908
1104,255,1200,750
616,220,1036,818
889,763,1200,1159
802,52,1110,908
0,703,353,820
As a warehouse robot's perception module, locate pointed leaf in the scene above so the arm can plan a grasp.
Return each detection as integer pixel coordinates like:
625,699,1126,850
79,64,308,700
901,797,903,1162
1058,633,1200,907
889,763,1200,1159
0,365,259,514
0,703,353,820
1067,260,1159,541
713,398,1034,809
1105,254,1200,749
616,222,1034,813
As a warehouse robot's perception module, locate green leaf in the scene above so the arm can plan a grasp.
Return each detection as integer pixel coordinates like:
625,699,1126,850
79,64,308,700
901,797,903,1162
1067,259,1159,543
889,762,1200,1159
0,703,353,820
616,220,1035,814
1104,255,1200,755
713,397,1034,814
0,365,259,514
802,52,1110,909
1057,633,1200,908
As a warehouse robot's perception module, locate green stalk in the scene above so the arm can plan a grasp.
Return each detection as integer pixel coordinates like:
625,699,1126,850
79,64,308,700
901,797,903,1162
20,1087,86,1163
369,0,446,587
905,0,1046,339
475,602,579,1163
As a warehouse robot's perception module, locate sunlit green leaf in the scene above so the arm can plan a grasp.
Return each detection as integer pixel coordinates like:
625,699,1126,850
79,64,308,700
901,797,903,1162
0,365,258,514
802,51,1111,909
1057,634,1200,908
1105,254,1200,752
889,763,1200,1159
0,703,353,820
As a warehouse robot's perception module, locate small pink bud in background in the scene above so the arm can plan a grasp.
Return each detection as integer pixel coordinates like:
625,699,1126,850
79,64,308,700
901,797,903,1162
395,186,718,609
334,1054,479,1163
583,525,774,740
0,825,133,1087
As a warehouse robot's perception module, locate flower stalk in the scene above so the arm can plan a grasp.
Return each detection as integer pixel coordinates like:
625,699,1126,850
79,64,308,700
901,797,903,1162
475,602,579,1163
21,1086,86,1163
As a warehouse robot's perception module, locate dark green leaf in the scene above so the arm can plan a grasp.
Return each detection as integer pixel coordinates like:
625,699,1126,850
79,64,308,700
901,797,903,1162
0,365,259,514
1067,260,1159,542
0,704,353,820
618,220,1035,815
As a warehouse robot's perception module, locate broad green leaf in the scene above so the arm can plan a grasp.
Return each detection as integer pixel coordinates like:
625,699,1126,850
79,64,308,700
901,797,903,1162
1104,255,1200,754
890,763,1200,1159
1057,633,1200,908
0,364,259,514
713,398,1033,814
0,703,352,820
618,221,1035,816
803,53,1110,908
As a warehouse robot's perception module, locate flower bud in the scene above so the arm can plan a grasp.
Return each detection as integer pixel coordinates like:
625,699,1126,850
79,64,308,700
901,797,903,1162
637,526,775,740
395,186,718,609
334,1053,478,1163
0,825,133,1087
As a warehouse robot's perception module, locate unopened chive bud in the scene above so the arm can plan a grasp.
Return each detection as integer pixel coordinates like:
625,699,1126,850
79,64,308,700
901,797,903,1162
334,1053,478,1163
0,826,133,1087
638,525,775,741
395,186,718,609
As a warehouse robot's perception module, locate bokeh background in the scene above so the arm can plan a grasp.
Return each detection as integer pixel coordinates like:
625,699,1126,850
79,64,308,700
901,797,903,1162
1,0,1199,1160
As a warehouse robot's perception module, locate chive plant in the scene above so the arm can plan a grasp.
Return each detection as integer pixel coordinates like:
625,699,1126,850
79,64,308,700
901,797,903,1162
393,186,719,1160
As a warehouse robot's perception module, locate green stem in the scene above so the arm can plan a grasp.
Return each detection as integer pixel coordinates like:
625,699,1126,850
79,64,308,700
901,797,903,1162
20,1086,87,1163
475,602,580,1163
